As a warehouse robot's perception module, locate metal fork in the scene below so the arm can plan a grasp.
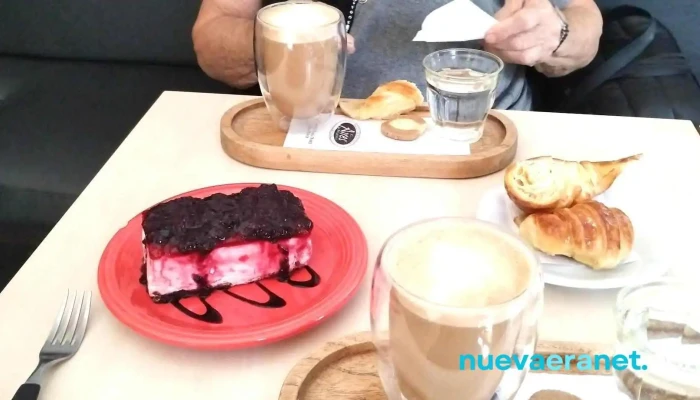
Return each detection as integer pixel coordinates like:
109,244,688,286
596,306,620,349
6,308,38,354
12,290,92,400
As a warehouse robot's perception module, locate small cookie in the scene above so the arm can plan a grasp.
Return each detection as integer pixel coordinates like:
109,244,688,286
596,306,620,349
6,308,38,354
529,390,581,400
380,115,427,141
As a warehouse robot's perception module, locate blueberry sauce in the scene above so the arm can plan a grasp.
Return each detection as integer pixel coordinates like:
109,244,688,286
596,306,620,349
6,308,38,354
141,184,313,255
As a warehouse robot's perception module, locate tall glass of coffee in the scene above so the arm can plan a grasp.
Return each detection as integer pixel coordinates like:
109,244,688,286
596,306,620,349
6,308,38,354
423,49,503,143
255,0,347,132
371,218,543,400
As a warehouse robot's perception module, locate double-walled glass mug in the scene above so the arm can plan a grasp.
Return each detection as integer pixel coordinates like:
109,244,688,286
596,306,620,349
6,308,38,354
371,218,543,400
614,280,700,399
423,48,503,143
255,0,347,132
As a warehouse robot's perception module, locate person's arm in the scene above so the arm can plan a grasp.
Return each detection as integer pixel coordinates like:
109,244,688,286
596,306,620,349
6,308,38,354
192,0,261,89
536,0,603,77
484,0,602,77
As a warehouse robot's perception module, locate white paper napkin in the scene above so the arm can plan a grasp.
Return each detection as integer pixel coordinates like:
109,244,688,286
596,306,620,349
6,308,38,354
413,0,497,42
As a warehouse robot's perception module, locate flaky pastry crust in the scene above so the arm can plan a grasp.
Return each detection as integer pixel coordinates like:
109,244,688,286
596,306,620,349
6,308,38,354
339,80,424,120
504,154,641,214
516,201,634,270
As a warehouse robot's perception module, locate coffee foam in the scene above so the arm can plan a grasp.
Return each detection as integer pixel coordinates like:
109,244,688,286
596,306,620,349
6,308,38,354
382,218,540,327
258,2,340,44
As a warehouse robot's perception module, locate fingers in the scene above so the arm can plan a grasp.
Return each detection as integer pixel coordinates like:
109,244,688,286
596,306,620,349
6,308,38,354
495,0,525,20
488,28,543,52
485,7,543,43
485,45,545,66
347,34,356,54
485,28,557,66
484,0,562,67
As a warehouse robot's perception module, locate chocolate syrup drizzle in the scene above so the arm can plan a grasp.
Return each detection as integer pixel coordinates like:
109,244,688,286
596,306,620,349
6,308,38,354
223,282,287,308
172,298,223,324
285,265,321,288
276,245,320,288
140,247,321,324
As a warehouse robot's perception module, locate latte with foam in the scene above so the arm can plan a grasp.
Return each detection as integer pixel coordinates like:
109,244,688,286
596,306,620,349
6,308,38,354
378,219,542,400
255,1,346,130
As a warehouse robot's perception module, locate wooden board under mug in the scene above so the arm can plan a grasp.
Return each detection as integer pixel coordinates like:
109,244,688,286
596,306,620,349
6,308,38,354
278,331,613,400
220,98,518,179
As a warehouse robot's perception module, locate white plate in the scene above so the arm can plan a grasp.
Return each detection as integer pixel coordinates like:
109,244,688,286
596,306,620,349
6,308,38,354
475,186,670,290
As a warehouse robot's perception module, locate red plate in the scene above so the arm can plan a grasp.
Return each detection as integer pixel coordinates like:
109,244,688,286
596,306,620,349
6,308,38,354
98,183,368,350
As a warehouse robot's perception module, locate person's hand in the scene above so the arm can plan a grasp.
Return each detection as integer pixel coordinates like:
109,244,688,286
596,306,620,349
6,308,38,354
483,0,562,66
347,34,356,54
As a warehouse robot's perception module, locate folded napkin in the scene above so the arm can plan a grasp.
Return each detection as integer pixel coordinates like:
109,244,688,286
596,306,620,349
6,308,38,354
413,0,497,42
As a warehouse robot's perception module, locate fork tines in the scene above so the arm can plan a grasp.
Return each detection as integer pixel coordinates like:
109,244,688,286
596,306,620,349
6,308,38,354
44,289,92,349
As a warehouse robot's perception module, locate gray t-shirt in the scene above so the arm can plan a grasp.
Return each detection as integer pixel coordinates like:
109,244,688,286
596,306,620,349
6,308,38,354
344,0,568,110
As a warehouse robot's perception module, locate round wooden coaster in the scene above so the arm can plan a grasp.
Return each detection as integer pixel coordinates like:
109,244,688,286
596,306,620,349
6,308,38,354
220,99,518,179
278,331,609,400
278,332,386,400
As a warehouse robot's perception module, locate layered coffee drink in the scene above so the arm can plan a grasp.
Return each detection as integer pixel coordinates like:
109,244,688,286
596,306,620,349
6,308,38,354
255,1,346,131
371,218,542,400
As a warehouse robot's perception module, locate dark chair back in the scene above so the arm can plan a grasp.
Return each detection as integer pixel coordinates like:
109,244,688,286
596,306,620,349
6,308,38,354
595,0,700,81
0,0,201,65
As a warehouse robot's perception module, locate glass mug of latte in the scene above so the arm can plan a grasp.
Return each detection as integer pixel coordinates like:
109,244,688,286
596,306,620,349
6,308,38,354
255,0,347,132
423,48,503,143
371,218,543,400
614,280,700,399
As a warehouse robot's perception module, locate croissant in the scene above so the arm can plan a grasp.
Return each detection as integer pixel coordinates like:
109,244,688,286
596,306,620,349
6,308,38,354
339,80,424,120
516,201,634,269
504,154,641,214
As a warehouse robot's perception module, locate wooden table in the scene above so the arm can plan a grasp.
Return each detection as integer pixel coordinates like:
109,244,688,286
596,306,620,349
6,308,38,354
1,92,699,399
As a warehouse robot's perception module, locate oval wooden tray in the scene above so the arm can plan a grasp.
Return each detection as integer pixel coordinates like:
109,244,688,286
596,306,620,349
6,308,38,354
220,98,518,179
278,331,611,400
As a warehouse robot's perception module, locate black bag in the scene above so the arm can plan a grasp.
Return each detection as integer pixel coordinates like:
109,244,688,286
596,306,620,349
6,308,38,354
535,5,700,128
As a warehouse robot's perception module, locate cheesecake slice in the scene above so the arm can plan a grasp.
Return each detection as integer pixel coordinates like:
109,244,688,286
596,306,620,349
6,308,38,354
141,184,313,303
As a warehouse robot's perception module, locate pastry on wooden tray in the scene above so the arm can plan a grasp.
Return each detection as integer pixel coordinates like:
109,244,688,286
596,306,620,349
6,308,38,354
381,115,427,141
339,80,424,120
515,201,634,270
504,154,641,214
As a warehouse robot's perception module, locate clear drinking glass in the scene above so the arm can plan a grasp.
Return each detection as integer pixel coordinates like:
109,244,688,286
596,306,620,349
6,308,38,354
423,48,503,143
371,218,543,400
614,280,700,399
255,0,347,132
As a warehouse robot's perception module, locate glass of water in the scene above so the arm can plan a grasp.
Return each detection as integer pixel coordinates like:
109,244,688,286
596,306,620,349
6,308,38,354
614,279,700,399
423,48,503,143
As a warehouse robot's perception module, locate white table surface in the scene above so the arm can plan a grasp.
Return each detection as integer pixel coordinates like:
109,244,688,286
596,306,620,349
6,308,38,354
1,91,699,399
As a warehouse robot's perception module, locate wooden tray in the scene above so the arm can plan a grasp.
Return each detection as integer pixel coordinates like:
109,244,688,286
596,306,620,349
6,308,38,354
220,98,518,179
278,331,612,400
